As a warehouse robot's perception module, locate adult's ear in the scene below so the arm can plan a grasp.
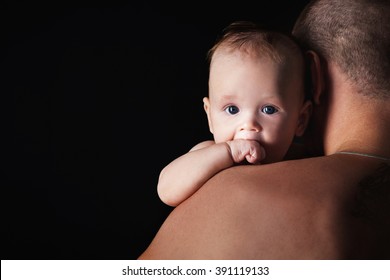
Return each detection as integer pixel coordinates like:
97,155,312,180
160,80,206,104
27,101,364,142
307,50,324,105
295,100,312,137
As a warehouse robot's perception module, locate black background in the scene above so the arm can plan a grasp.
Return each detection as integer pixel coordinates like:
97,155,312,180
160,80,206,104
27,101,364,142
3,0,310,259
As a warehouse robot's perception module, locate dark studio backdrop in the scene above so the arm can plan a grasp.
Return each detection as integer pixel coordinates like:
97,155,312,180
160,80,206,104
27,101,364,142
3,0,311,259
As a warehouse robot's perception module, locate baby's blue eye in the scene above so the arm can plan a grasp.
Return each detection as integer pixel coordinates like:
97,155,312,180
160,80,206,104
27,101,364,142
225,106,239,115
262,105,278,115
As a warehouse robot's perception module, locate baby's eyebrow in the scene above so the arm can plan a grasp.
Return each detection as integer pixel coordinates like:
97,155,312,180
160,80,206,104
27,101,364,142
218,94,237,102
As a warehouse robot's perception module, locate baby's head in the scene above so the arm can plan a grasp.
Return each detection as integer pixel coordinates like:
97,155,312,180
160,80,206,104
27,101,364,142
204,21,312,163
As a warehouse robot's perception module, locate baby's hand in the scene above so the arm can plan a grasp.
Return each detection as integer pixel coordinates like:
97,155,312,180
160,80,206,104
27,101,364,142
226,139,266,164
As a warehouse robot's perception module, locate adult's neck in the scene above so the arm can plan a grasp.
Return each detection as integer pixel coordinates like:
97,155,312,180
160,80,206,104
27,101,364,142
322,63,390,158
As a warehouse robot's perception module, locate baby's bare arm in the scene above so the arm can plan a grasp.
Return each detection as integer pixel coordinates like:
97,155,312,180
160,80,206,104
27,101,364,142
157,141,233,206
157,139,265,207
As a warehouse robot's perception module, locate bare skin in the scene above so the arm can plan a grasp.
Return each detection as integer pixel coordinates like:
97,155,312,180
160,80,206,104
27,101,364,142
139,156,388,259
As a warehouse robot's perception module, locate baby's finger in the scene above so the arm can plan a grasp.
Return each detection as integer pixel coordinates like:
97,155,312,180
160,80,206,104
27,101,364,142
245,145,266,164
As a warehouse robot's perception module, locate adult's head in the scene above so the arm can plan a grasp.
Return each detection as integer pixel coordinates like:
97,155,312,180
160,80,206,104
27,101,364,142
293,0,390,100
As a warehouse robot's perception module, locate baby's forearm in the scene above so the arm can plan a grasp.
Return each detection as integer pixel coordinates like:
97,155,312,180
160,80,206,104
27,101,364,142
157,143,234,207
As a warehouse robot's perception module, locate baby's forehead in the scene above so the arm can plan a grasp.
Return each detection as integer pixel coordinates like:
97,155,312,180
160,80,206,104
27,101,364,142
211,46,304,77
212,42,303,67
209,45,307,102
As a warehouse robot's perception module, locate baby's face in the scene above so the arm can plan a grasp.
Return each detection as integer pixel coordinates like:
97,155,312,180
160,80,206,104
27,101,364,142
205,49,306,163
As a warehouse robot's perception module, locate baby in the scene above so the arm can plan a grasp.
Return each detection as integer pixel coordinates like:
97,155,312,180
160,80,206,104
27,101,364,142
158,21,312,206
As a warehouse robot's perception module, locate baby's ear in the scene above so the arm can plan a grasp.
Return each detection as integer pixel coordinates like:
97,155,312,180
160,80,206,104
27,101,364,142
203,97,213,134
307,50,325,105
295,100,312,137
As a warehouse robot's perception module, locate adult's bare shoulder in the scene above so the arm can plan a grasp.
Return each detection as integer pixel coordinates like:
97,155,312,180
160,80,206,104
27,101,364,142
139,157,389,259
190,157,352,259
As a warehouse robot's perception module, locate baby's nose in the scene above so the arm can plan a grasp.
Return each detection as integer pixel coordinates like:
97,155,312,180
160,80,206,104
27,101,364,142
239,117,261,132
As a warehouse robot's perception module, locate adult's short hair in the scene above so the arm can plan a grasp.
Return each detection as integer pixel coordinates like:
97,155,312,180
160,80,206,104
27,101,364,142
292,0,390,99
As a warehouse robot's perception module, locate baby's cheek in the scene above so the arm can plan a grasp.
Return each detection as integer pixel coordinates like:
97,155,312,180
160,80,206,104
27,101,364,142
214,129,236,143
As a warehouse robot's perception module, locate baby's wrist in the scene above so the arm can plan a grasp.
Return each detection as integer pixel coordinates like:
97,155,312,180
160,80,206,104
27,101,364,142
223,141,235,165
